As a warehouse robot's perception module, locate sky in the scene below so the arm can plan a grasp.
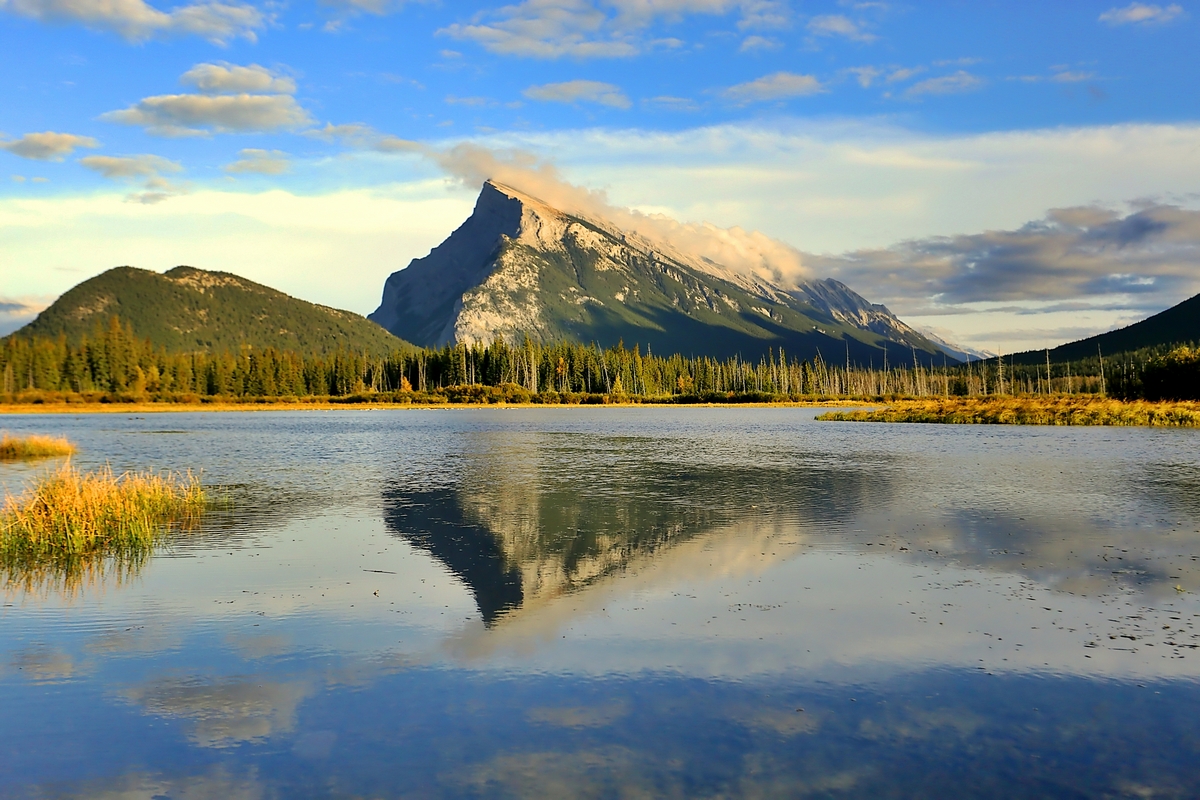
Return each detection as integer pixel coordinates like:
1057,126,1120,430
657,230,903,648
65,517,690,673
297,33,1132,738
2,0,1199,353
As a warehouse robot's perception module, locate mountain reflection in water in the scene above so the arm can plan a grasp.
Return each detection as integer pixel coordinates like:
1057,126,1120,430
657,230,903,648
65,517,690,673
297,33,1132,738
384,432,886,626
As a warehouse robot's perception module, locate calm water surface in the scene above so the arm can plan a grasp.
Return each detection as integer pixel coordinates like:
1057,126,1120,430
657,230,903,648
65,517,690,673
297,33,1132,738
2,408,1200,798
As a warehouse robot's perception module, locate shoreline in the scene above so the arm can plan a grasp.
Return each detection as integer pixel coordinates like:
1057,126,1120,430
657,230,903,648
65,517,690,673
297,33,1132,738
0,399,875,414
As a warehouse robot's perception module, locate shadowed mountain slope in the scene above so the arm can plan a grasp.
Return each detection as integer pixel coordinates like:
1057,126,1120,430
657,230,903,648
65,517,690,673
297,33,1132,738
1010,292,1200,365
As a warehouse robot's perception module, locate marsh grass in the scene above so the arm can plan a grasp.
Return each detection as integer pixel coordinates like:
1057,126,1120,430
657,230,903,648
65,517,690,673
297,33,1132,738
0,433,76,460
1,463,206,566
817,396,1200,427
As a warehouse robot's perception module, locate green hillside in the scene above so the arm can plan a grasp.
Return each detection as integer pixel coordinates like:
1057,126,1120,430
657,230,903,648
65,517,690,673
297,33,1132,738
10,266,409,356
1010,292,1200,365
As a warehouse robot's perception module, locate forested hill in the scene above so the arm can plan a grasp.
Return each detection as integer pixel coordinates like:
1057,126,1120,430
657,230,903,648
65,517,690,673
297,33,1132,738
10,266,409,357
1009,291,1200,365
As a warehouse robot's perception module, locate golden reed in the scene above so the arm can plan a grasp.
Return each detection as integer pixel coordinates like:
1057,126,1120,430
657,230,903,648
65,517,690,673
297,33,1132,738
818,396,1200,426
0,433,77,460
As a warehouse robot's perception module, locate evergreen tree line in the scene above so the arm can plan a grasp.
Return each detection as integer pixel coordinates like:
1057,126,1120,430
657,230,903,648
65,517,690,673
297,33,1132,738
2,316,1197,403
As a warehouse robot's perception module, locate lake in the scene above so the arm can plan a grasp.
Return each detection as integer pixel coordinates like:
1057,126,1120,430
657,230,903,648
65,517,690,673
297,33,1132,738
3,407,1200,798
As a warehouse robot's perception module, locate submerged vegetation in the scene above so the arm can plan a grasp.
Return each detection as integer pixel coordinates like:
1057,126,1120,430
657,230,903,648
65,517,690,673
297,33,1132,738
818,397,1200,427
0,433,76,460
1,463,206,563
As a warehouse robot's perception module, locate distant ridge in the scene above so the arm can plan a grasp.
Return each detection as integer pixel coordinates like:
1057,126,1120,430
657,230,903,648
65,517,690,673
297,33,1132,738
1009,292,1200,364
371,180,955,364
10,266,409,357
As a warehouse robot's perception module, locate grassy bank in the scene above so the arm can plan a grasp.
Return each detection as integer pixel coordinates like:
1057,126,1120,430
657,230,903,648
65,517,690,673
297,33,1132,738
1,463,206,561
817,396,1200,427
0,433,76,459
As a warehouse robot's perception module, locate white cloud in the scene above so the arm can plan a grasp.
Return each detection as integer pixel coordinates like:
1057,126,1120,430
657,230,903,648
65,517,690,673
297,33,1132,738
78,153,186,203
886,66,924,83
181,63,297,94
807,13,875,42
102,93,313,136
738,34,779,51
1050,70,1096,83
438,0,750,59
846,66,880,87
224,148,289,174
722,71,822,103
0,131,99,160
905,70,982,97
0,0,266,43
524,79,631,108
1099,2,1184,25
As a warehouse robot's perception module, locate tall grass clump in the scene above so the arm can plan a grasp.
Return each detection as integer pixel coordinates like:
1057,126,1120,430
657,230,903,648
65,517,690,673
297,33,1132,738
0,433,76,460
1,463,206,563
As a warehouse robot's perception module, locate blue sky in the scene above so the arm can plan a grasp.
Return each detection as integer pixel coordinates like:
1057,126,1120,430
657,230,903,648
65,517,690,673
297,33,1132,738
2,1,1199,352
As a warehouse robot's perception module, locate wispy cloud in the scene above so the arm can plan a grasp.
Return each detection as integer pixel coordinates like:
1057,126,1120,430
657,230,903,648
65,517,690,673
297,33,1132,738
1099,2,1184,25
738,34,779,51
905,70,982,98
723,71,823,103
224,148,289,175
0,295,54,336
0,131,98,160
0,0,266,44
438,0,761,60
524,79,630,108
78,153,186,203
807,13,876,42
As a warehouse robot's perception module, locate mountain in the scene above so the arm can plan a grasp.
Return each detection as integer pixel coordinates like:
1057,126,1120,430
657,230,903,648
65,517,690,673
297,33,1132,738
1010,292,1200,365
371,180,951,364
917,327,995,364
11,266,408,356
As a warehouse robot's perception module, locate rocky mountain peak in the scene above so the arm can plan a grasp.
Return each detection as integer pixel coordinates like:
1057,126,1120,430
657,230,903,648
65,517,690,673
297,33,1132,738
370,181,954,363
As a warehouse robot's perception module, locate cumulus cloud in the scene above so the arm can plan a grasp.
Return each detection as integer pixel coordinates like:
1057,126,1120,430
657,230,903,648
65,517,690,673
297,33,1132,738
0,0,266,43
1099,2,1184,25
722,71,822,103
807,204,1200,309
439,0,755,59
79,153,186,203
181,62,296,94
905,70,982,98
0,131,98,160
102,93,312,136
224,148,289,174
807,13,875,42
523,79,630,108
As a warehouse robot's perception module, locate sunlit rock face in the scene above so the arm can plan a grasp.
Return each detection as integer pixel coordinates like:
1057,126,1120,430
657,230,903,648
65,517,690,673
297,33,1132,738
370,181,948,362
